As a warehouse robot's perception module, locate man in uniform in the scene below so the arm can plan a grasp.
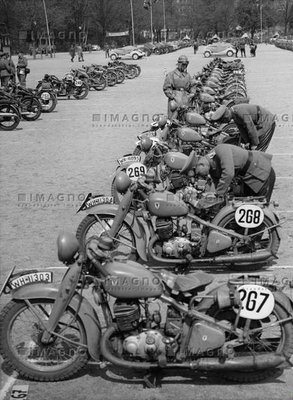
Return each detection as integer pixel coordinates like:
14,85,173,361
163,55,195,119
195,143,275,202
211,104,276,152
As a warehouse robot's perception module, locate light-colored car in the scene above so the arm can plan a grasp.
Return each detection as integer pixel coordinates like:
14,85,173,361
203,42,235,57
109,46,145,60
91,44,101,51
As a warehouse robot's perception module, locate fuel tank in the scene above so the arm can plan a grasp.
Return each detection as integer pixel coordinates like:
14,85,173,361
178,127,202,142
199,92,215,103
103,260,163,298
205,80,218,89
202,86,216,95
148,191,189,217
185,112,206,126
164,151,188,170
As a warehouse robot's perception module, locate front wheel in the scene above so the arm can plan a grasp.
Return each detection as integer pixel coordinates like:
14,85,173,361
0,299,89,381
226,50,234,57
76,214,137,258
21,97,42,121
0,104,21,130
208,298,293,382
73,83,89,99
38,91,57,113
92,76,107,91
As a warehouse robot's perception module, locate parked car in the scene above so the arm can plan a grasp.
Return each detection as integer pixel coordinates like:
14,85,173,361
203,42,235,57
109,46,145,60
92,44,101,51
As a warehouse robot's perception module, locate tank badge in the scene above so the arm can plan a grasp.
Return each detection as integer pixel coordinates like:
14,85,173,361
155,202,160,209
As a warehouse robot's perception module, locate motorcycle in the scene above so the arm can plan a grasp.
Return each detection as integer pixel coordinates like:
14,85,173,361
3,83,42,121
0,232,292,385
42,73,89,100
76,171,281,271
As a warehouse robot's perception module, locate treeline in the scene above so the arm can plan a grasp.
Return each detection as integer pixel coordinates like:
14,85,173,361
0,0,292,51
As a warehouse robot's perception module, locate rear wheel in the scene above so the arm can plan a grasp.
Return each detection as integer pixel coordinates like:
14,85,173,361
208,300,293,382
0,299,88,381
76,214,137,258
217,212,280,269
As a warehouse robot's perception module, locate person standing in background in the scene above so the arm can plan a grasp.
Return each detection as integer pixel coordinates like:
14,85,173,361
69,44,75,62
16,53,28,87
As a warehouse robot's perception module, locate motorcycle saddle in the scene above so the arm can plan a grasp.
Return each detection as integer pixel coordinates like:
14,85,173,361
164,271,213,294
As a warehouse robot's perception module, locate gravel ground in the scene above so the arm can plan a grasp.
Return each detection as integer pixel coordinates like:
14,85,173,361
0,44,293,400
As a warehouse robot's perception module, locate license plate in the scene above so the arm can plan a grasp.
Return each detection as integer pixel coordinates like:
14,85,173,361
117,155,141,166
9,272,53,290
79,195,114,211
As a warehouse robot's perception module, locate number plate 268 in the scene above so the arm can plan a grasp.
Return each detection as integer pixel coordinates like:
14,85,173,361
234,284,275,319
235,204,264,228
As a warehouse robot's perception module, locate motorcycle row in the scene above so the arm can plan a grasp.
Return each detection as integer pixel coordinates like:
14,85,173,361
0,57,293,388
0,61,141,131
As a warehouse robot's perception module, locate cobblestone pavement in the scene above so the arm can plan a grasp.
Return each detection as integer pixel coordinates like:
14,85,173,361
0,45,293,400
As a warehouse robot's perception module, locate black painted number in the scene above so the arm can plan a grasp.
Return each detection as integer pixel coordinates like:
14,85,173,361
238,208,261,224
128,166,145,178
11,390,27,399
239,289,270,313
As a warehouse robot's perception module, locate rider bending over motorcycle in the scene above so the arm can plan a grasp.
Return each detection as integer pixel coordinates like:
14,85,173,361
211,104,276,152
195,143,275,202
163,55,196,119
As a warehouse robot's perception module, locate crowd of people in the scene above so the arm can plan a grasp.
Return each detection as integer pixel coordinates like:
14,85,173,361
163,55,276,202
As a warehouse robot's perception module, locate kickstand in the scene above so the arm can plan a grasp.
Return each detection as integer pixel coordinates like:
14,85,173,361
143,369,162,388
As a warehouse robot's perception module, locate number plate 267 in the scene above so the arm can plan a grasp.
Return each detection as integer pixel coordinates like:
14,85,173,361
234,284,275,319
235,204,264,228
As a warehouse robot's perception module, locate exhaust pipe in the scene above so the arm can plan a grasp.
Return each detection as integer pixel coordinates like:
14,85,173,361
100,326,285,371
148,235,274,267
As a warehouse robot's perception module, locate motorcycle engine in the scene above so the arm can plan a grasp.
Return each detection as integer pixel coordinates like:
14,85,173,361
113,300,140,332
169,171,189,190
162,237,192,258
156,218,173,240
123,330,167,360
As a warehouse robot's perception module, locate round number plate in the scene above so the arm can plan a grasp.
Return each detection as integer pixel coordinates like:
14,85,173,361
234,284,275,320
41,92,50,100
126,162,147,181
235,204,264,228
75,79,83,86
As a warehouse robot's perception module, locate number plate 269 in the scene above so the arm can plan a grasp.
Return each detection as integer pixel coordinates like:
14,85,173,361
126,162,147,181
234,284,275,319
235,204,264,228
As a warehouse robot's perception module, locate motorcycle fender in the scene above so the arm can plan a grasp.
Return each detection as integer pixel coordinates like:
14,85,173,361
211,205,281,240
82,204,148,262
12,284,101,361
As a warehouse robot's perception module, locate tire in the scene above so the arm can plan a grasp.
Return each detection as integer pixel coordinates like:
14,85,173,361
92,76,107,91
0,104,21,130
154,49,160,55
204,51,211,58
217,212,280,269
114,69,125,84
0,299,89,381
132,53,139,60
73,83,89,99
76,214,136,258
132,66,141,77
227,50,234,57
106,71,118,86
38,91,57,113
21,97,42,121
207,299,293,383
126,68,137,79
